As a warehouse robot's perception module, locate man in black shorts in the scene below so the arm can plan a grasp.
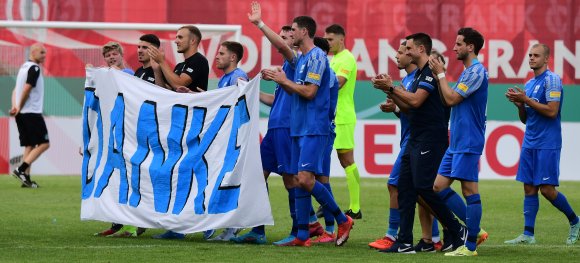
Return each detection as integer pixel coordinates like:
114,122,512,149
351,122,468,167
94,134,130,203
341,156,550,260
375,33,466,254
148,25,209,92
135,34,161,84
10,43,50,188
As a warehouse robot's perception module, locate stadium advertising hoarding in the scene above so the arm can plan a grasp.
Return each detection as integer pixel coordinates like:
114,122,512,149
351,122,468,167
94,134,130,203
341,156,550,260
0,0,579,180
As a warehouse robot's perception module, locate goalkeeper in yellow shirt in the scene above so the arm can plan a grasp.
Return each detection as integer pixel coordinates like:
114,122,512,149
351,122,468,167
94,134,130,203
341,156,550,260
323,24,361,219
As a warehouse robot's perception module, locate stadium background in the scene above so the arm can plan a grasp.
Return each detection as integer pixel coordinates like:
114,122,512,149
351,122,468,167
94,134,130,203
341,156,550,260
0,0,579,180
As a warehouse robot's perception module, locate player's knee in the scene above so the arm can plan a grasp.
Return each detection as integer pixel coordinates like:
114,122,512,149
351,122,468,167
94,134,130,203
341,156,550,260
315,175,328,184
297,173,315,190
523,184,539,196
387,184,398,195
282,174,298,188
432,183,445,193
539,186,557,200
40,142,50,151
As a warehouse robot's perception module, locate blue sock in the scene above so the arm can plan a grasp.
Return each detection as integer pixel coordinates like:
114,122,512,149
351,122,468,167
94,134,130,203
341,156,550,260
387,208,400,237
288,187,298,237
550,192,579,225
523,194,539,236
322,183,335,233
465,194,482,251
310,181,347,224
438,187,467,222
309,203,317,223
252,225,265,235
431,218,440,239
295,188,311,241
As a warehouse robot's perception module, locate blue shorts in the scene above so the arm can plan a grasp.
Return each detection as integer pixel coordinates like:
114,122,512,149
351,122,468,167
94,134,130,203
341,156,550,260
320,132,336,177
260,128,292,175
437,149,481,182
516,148,560,186
388,144,406,187
290,135,328,175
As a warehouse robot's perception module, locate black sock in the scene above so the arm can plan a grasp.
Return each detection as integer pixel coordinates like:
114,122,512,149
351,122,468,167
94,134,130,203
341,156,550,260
18,162,30,173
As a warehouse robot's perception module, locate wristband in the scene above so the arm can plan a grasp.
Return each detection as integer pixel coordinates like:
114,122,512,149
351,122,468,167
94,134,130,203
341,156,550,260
258,21,265,29
437,73,446,79
395,105,400,113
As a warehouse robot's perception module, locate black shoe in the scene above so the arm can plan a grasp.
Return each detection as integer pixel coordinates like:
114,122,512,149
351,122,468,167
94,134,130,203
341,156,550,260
12,169,32,187
452,225,468,250
316,205,324,218
22,181,40,188
379,242,416,254
413,239,436,252
137,227,147,236
441,229,453,252
442,225,467,252
344,209,362,219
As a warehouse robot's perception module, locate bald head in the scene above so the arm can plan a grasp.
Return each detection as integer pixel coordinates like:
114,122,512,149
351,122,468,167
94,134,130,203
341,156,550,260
29,43,47,64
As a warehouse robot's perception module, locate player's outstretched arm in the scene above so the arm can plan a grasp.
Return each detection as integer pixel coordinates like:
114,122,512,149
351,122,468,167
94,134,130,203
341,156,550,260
248,1,294,62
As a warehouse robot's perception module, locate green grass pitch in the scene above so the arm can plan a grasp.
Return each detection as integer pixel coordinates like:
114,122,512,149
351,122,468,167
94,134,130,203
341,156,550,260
1,175,579,262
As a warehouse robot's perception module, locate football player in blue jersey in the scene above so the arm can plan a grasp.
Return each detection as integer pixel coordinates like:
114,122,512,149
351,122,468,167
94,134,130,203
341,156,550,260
370,40,417,251
233,2,322,245
430,27,489,256
216,41,249,89
261,14,354,247
504,43,580,245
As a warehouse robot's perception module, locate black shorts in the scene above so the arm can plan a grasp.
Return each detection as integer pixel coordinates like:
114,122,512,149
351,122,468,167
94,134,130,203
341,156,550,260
402,140,447,190
15,113,49,146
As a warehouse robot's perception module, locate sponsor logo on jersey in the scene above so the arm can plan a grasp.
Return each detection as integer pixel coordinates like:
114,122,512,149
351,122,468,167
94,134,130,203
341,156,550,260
549,91,561,98
307,72,320,81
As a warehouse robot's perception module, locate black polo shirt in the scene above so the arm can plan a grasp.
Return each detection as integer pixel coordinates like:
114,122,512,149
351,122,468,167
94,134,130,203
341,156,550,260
407,63,449,142
134,66,155,84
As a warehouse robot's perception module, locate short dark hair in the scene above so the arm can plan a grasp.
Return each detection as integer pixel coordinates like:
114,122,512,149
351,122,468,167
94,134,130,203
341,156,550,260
221,41,244,63
325,24,345,36
431,50,446,65
313,36,330,54
179,25,202,43
405,32,432,55
457,27,484,55
293,16,316,38
281,25,292,32
139,34,160,48
532,43,550,57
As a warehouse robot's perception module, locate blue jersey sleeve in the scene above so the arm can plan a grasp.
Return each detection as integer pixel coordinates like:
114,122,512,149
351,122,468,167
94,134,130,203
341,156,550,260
304,52,326,86
544,73,562,102
454,65,485,98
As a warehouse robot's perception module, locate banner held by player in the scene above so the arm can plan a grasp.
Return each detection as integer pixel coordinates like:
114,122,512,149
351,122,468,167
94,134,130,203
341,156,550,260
80,68,273,233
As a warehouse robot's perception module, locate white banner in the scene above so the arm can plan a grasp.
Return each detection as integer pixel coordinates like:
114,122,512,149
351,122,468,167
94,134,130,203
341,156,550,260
79,68,273,233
